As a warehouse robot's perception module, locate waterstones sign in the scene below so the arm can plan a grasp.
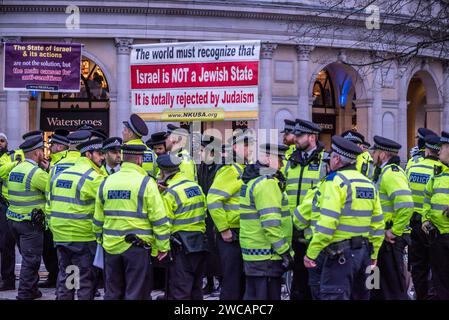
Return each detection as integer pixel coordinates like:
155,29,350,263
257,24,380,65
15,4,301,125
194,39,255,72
40,109,109,132
130,40,260,121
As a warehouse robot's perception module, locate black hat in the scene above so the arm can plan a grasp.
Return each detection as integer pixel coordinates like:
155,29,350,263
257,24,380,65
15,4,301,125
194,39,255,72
228,130,255,145
91,129,108,140
259,143,290,158
121,144,146,156
49,134,69,147
20,136,44,153
417,128,437,140
371,135,401,153
146,132,168,147
22,130,43,141
331,136,362,160
54,129,70,137
425,135,441,151
102,137,122,151
201,135,222,148
76,124,94,131
440,131,449,145
361,140,371,148
123,114,148,137
68,130,92,145
156,154,181,170
294,119,321,136
166,124,189,137
281,119,296,134
77,138,103,154
341,130,365,145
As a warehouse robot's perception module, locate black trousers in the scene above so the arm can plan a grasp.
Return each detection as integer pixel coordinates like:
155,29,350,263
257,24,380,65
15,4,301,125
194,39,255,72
8,220,43,299
371,237,409,300
244,276,282,300
429,234,449,300
0,203,16,285
42,229,58,282
168,250,207,300
409,218,434,300
104,245,152,300
216,229,244,300
290,234,312,300
316,244,371,300
55,242,97,300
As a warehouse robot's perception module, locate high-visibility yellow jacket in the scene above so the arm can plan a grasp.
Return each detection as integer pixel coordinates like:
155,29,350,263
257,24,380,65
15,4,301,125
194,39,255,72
356,151,374,180
94,162,170,255
423,163,449,234
169,148,196,182
406,150,424,171
49,150,67,169
6,159,49,222
406,156,441,215
161,172,206,234
0,151,18,199
206,163,244,232
239,172,293,262
124,139,158,178
376,163,414,236
47,156,105,242
306,167,385,260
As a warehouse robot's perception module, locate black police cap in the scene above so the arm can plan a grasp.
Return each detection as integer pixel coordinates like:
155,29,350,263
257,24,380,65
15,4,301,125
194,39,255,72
331,136,362,160
281,119,296,134
77,138,103,154
166,124,190,137
49,134,70,147
22,130,43,141
67,130,92,145
102,137,122,151
341,130,365,145
440,131,449,145
54,129,70,137
417,128,437,140
123,114,148,137
259,143,290,158
293,119,321,136
76,124,94,131
91,129,108,140
156,154,181,169
372,135,401,153
425,135,441,151
20,136,44,153
146,132,169,147
121,144,146,155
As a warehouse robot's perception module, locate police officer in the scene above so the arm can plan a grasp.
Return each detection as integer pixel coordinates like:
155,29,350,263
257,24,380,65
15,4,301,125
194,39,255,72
94,144,170,300
7,136,49,300
406,128,437,170
101,137,122,175
406,134,442,300
40,130,70,289
284,118,327,300
206,131,254,300
422,131,449,299
156,154,208,300
164,124,197,181
342,130,374,179
48,129,70,168
240,143,294,300
197,135,223,295
47,138,105,300
0,133,16,291
122,114,158,178
304,136,385,300
281,119,297,161
146,132,169,156
49,130,92,177
370,136,414,300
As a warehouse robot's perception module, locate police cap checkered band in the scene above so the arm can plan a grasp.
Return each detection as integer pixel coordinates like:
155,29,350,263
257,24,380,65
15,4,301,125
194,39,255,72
372,136,401,153
425,142,441,151
102,137,122,151
331,143,358,160
373,143,400,153
294,123,315,135
77,139,103,154
121,144,146,155
49,135,69,147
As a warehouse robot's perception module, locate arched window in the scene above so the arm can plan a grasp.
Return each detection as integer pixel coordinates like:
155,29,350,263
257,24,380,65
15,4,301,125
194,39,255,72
312,70,336,110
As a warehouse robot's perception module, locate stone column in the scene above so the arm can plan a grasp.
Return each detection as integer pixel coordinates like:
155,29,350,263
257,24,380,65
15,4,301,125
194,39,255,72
296,45,314,121
443,62,449,132
397,63,408,161
115,38,133,137
6,90,21,149
0,44,5,133
259,43,277,137
370,64,383,140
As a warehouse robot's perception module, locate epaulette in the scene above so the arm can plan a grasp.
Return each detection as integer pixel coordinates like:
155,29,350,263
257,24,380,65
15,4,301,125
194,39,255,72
391,165,399,172
434,165,443,176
